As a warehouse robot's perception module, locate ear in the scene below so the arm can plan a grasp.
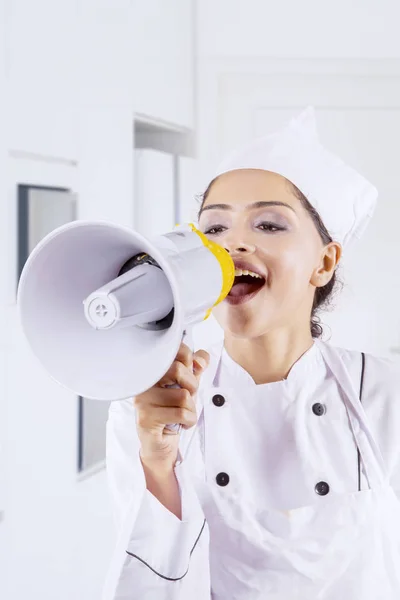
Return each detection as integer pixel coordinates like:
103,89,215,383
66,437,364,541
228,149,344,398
310,242,342,288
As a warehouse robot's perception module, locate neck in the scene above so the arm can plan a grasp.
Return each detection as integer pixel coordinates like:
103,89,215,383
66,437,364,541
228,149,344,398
223,328,314,385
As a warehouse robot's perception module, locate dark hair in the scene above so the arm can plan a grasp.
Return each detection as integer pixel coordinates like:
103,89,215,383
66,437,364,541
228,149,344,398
196,177,340,339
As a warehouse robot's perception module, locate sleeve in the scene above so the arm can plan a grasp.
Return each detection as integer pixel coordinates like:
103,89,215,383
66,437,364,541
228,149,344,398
102,398,211,600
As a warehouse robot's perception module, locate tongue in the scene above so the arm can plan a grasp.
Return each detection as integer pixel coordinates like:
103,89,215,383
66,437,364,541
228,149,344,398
229,281,263,298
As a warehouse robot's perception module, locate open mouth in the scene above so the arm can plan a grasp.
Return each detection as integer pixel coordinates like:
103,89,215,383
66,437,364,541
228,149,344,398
226,270,266,305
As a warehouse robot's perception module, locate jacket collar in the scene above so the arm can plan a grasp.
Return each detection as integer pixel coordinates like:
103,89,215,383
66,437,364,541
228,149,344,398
199,338,324,390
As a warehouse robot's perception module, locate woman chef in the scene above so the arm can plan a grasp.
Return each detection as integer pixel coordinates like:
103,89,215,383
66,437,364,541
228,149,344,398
103,107,400,600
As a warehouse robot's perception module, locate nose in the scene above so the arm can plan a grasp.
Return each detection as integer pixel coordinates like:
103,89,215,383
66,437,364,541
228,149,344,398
223,240,256,255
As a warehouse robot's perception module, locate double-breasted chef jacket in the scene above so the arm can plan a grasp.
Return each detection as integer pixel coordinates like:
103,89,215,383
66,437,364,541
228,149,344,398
102,339,400,599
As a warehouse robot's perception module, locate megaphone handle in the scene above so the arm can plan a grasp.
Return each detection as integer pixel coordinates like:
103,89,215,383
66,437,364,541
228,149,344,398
163,329,193,436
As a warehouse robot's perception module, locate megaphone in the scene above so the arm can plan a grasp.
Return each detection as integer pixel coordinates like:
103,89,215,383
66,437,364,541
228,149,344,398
17,221,235,411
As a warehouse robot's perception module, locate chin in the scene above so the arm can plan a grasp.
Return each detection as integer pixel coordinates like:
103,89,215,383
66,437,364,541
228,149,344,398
215,307,270,340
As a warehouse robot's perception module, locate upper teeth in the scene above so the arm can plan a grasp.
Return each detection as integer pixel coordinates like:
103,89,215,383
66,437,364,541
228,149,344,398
234,268,263,279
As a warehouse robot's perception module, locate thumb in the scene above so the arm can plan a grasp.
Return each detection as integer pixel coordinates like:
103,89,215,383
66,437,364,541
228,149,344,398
193,350,210,379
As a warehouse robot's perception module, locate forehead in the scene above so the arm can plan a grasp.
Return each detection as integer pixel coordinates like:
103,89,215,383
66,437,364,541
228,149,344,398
202,169,300,210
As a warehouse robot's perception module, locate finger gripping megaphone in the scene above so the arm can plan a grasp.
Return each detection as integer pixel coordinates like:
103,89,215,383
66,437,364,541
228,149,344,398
17,221,235,414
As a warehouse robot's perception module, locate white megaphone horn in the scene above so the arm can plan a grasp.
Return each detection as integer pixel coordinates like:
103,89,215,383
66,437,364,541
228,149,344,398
17,220,235,433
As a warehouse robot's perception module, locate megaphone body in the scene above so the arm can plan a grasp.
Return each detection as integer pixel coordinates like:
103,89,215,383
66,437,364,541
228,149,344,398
17,221,235,411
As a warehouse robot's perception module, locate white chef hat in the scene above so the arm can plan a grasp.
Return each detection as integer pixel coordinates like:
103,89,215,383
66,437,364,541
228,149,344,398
211,107,378,249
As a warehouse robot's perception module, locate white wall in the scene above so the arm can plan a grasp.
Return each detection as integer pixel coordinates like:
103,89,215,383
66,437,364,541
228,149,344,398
133,0,195,128
3,1,196,599
198,0,400,59
0,0,8,595
195,0,400,183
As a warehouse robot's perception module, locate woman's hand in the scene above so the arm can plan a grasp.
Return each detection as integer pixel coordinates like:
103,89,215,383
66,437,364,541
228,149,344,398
134,342,210,471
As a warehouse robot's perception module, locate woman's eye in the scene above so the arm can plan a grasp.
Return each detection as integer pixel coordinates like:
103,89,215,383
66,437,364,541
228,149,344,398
204,225,225,235
257,222,284,233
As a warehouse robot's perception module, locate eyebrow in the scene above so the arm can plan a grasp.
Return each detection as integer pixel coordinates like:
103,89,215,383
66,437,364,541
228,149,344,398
198,201,296,216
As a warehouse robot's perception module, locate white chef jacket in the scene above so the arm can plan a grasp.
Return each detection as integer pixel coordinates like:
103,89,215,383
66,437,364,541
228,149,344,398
102,340,400,599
